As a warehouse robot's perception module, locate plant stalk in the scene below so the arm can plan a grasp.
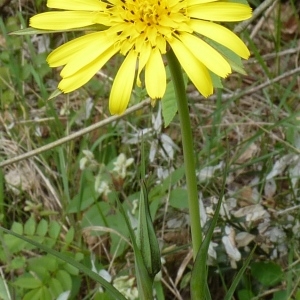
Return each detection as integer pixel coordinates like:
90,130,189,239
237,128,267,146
166,50,202,258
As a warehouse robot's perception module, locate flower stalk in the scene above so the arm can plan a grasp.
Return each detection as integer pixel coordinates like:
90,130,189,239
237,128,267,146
166,49,202,258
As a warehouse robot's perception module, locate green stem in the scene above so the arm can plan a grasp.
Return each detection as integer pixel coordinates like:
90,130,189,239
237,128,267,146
166,50,202,258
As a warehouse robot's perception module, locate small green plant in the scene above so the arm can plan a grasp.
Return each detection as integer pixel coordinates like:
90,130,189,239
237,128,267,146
0,218,83,299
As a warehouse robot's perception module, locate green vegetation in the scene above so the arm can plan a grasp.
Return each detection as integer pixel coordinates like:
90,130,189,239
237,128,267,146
1,0,300,299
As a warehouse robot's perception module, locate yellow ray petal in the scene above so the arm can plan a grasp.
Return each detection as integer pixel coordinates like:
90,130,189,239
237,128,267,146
106,0,119,5
145,48,166,99
61,34,117,77
187,0,218,6
109,50,138,115
135,33,148,53
168,37,213,97
156,35,167,54
189,20,250,59
58,46,118,93
47,32,107,67
47,0,106,11
188,3,252,22
30,11,103,30
137,42,151,87
178,32,231,78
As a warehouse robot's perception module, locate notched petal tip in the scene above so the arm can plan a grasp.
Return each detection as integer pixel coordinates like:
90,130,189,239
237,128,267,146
202,88,213,98
57,83,69,94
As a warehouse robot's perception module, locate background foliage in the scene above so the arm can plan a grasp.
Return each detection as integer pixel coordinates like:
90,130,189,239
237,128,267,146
1,0,300,299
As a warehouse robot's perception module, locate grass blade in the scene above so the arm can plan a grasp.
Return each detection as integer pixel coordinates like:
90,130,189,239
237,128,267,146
224,245,257,300
190,194,223,299
115,196,154,300
190,160,229,299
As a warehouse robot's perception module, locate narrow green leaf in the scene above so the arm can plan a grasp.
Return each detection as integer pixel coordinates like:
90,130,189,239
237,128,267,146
136,181,161,278
161,80,178,127
224,245,257,300
115,196,154,300
219,46,246,75
0,168,4,218
161,69,188,127
191,196,223,299
209,71,223,89
0,226,126,300
205,282,212,300
135,256,155,300
48,89,62,100
231,0,249,4
191,159,230,299
154,281,165,300
206,39,247,75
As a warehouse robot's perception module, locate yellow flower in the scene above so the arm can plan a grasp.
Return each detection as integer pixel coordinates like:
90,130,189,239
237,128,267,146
30,0,252,115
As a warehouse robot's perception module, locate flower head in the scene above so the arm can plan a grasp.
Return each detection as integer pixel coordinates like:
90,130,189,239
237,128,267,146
30,0,252,115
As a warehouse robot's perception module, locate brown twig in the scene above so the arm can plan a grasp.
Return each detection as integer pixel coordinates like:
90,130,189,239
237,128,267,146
189,67,300,101
0,99,150,168
234,0,279,34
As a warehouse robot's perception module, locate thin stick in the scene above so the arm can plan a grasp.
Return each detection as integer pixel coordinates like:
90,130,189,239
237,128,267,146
189,66,300,101
238,67,300,97
250,0,279,39
0,99,150,168
234,0,278,34
246,46,300,64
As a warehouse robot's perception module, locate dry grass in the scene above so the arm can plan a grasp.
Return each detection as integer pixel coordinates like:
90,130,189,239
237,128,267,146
1,0,300,299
